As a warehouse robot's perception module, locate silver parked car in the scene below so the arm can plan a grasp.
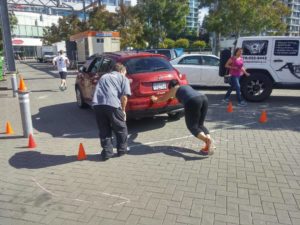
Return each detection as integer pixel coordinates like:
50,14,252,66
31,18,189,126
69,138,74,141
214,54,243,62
170,54,225,86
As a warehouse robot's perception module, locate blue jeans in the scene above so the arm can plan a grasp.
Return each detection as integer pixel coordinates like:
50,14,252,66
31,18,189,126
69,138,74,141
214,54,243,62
224,76,243,103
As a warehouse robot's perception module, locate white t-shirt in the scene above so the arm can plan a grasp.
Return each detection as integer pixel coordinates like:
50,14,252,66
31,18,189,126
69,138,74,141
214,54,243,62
54,55,69,72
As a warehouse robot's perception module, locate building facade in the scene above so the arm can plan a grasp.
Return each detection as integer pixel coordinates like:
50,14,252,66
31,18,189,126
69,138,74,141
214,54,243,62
186,0,200,31
282,0,300,36
7,0,135,58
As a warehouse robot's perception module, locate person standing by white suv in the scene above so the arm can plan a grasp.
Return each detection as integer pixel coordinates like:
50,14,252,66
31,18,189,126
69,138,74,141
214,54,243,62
223,48,250,106
53,50,70,91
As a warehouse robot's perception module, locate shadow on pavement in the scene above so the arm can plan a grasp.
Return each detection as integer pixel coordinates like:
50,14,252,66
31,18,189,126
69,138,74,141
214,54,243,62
0,135,24,139
25,77,56,81
32,102,168,138
31,89,60,93
128,133,208,161
9,144,205,169
23,62,78,78
9,151,101,169
204,92,300,132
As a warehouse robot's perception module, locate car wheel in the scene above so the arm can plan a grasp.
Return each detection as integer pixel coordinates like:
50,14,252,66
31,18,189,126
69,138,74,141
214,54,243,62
167,112,182,120
241,73,273,102
75,87,88,108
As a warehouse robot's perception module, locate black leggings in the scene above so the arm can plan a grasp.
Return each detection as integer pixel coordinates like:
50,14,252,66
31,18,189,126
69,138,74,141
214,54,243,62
184,95,209,137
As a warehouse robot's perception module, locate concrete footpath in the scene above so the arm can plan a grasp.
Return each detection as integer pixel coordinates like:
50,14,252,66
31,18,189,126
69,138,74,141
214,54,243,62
0,62,300,225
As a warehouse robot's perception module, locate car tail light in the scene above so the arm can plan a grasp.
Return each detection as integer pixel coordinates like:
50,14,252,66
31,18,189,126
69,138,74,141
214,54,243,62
179,73,187,80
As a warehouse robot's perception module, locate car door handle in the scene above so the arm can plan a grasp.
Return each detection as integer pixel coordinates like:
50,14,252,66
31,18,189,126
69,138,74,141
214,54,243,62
273,59,283,62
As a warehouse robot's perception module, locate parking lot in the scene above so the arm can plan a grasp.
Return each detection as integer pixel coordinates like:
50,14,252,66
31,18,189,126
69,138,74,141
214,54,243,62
1,62,300,225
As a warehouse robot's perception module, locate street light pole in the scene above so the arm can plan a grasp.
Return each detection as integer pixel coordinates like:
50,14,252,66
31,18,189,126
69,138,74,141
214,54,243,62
211,0,220,56
0,0,16,72
82,0,86,22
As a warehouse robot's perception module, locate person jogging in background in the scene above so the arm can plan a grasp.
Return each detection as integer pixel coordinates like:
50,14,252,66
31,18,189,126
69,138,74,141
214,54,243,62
223,47,250,106
151,80,214,155
92,63,131,161
53,50,70,91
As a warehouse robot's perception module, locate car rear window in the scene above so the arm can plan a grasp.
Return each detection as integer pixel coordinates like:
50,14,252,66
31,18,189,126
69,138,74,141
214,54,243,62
124,57,173,75
156,50,171,59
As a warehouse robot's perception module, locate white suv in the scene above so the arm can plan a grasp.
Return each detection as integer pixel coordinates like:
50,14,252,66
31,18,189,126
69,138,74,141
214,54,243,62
235,36,300,101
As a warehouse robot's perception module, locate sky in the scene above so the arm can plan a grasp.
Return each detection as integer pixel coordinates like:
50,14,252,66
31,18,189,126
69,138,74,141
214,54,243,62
199,7,209,25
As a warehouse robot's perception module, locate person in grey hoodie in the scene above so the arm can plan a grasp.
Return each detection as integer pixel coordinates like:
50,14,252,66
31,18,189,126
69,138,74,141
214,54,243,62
92,63,131,160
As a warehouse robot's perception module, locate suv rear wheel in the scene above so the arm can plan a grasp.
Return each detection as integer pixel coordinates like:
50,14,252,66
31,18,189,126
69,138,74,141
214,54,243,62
75,86,88,108
241,73,273,102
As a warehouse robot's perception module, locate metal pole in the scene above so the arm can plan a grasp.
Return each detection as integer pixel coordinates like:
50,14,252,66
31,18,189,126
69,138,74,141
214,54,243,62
82,0,86,22
18,91,33,138
0,0,16,72
9,72,18,97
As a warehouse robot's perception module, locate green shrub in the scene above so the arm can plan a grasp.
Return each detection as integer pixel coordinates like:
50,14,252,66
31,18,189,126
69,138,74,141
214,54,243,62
191,40,206,49
175,38,189,48
159,38,175,48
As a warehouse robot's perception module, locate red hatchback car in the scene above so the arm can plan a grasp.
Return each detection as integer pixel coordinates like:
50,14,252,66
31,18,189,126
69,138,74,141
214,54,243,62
75,51,188,119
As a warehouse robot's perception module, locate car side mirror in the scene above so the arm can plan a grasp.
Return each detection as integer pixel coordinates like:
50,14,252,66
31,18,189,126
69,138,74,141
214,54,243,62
79,66,85,72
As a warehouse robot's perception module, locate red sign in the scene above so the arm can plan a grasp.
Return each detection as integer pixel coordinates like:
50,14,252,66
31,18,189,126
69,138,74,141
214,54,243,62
12,39,24,45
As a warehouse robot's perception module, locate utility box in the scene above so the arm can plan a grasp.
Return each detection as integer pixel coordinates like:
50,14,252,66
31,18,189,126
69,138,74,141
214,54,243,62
70,31,120,62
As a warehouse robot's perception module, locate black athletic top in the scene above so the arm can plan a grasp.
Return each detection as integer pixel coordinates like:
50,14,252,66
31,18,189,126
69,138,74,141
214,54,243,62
175,85,201,105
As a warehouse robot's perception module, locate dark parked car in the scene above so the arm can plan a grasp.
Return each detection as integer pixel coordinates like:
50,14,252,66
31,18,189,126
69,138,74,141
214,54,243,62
142,48,183,60
75,51,188,119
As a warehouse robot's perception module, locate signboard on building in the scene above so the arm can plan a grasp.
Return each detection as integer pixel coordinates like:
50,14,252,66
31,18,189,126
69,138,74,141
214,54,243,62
11,38,43,46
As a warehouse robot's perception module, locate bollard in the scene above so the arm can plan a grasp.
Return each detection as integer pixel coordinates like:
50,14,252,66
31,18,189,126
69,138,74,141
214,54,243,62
10,73,18,97
6,71,18,97
18,91,33,138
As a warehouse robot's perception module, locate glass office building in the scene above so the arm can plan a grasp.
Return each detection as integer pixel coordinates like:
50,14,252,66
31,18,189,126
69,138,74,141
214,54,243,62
282,0,300,36
186,0,200,31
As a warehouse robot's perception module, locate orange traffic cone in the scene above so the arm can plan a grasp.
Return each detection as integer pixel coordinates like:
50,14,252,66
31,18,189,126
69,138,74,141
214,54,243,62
259,110,268,123
28,134,37,149
77,143,87,160
227,101,233,113
19,76,27,91
5,121,14,135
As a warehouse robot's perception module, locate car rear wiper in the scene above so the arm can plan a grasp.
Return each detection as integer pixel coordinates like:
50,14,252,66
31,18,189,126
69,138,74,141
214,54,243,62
152,67,168,72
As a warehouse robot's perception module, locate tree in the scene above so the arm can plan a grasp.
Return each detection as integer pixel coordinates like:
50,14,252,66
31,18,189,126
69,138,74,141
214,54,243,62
176,28,198,42
43,14,87,45
0,12,18,50
175,38,189,48
137,0,189,48
200,0,290,54
114,3,145,49
201,0,290,37
88,5,117,31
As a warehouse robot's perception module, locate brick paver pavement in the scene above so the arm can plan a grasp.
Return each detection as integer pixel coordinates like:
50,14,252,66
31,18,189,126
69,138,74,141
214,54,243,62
0,62,300,225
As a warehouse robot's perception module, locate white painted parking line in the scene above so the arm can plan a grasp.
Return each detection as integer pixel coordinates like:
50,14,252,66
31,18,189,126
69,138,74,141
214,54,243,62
62,130,97,137
128,121,257,148
32,177,130,206
37,95,49,99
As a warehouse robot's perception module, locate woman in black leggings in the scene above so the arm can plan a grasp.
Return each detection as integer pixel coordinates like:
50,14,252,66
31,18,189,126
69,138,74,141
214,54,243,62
151,79,213,155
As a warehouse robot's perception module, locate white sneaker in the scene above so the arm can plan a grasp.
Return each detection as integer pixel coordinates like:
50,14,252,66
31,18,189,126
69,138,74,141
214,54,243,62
237,101,247,107
222,98,230,103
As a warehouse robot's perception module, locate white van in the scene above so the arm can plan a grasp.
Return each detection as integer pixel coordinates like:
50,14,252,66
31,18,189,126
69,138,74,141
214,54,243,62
235,36,300,101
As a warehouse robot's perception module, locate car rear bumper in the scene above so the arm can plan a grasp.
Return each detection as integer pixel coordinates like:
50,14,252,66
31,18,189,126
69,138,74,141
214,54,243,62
127,104,184,119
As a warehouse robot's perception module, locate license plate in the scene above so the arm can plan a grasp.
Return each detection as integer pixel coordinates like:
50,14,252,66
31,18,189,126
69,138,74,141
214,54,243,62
153,82,167,91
